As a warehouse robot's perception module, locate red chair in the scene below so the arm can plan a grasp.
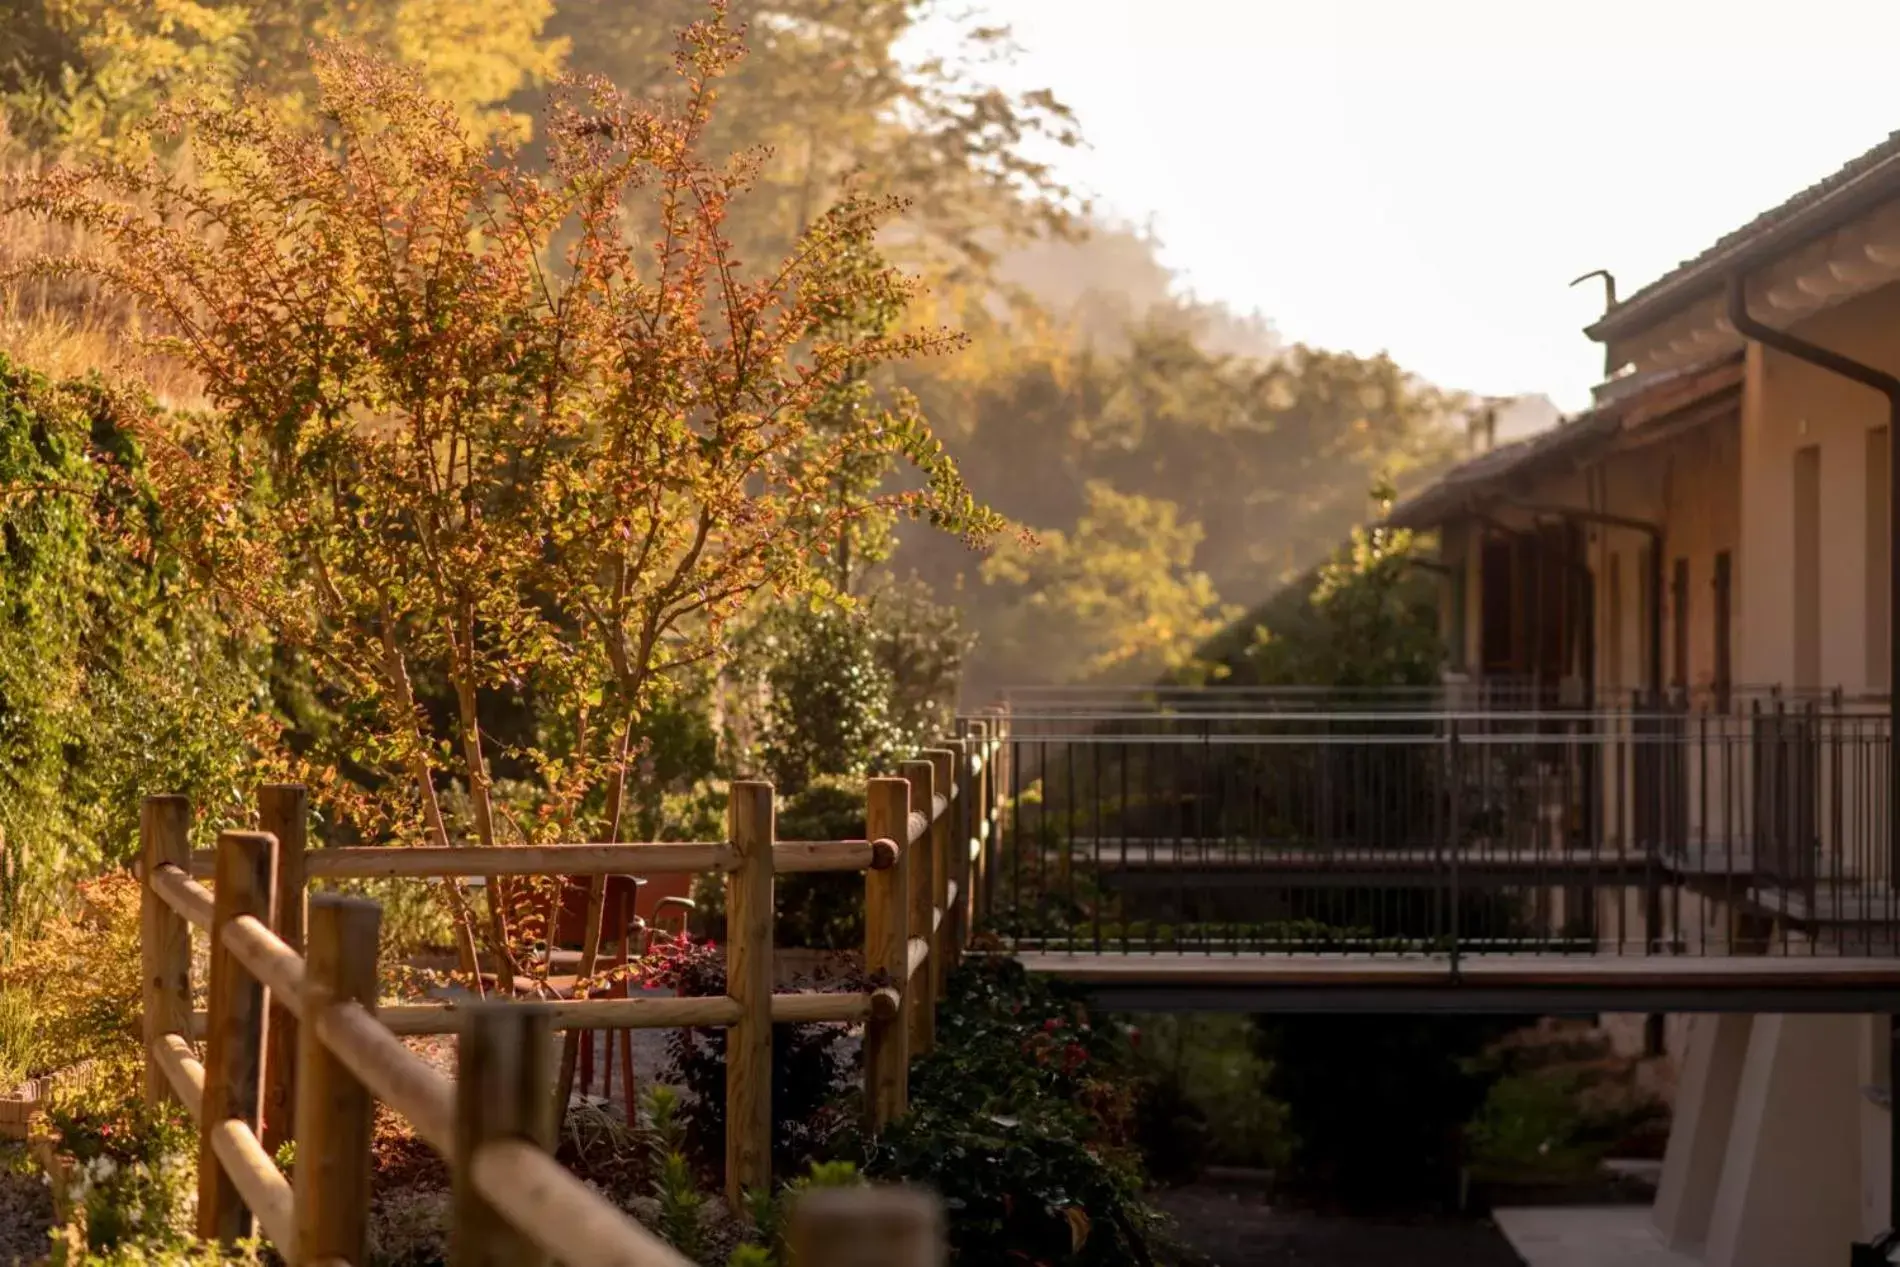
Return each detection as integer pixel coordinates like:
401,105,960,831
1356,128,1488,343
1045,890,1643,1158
569,875,694,1122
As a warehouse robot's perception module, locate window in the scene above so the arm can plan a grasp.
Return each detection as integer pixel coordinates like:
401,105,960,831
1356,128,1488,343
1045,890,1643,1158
1869,427,1890,691
1795,444,1821,688
1713,551,1732,712
1447,561,1468,672
1607,553,1624,690
1672,558,1690,689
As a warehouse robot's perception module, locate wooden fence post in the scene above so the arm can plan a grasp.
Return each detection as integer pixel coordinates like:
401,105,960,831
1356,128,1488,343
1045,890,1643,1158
453,1003,556,1267
789,1185,944,1267
141,795,192,1108
965,721,987,930
925,748,957,982
899,759,937,1057
726,780,776,1206
258,783,308,1156
864,777,911,1131
198,830,279,1244
295,893,381,1265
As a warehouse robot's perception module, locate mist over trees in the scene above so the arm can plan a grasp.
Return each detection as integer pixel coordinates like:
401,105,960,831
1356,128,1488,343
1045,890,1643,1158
2,0,1473,710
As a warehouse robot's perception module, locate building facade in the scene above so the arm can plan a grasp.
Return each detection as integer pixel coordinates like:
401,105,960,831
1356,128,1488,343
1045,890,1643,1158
1394,135,1900,1267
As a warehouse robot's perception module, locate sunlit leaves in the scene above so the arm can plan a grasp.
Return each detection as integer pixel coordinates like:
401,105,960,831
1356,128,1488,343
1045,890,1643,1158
7,5,999,956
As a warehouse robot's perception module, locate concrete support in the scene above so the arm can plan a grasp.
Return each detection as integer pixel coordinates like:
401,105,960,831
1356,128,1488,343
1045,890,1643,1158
1702,1015,1862,1267
1654,1013,1752,1253
1858,1016,1891,1241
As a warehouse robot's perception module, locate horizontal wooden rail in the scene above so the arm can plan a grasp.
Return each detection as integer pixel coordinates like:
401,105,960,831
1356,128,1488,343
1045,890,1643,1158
223,914,307,1016
380,995,741,1036
471,1140,693,1267
152,1033,206,1119
315,1000,455,1154
138,746,1004,1259
775,839,899,873
207,1118,295,1249
189,842,728,880
195,990,894,1038
184,837,895,880
150,864,214,929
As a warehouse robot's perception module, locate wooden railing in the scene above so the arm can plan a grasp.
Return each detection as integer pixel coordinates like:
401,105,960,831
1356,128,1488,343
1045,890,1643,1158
136,724,1004,1263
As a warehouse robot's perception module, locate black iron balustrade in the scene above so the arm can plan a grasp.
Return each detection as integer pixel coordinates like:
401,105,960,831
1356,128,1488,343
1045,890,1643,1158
959,696,1899,960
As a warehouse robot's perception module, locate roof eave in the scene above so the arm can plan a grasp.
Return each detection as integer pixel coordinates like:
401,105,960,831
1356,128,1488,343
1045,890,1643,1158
1585,149,1900,345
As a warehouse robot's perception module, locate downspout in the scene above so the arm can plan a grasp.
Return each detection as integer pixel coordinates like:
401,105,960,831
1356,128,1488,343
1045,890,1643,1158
1726,274,1900,705
1726,273,1900,1254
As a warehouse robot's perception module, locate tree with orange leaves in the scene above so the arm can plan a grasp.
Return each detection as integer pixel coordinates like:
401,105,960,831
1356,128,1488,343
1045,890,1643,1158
8,6,999,1002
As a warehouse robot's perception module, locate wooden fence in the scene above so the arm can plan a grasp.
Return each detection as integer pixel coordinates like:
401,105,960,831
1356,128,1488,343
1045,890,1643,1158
136,721,1004,1264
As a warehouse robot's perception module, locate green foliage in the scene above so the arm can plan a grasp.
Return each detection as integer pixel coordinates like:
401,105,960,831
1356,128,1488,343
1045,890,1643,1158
759,607,910,795
3,0,561,155
642,1085,709,1261
43,1084,204,1259
1126,1014,1289,1181
13,15,1002,983
4,874,149,1078
1251,1013,1523,1210
981,480,1236,684
859,958,1163,1265
1232,514,1444,689
1463,1024,1670,1185
772,778,870,950
732,1159,864,1266
0,357,261,934
904,322,1465,692
749,579,967,798
649,936,862,1178
544,0,1081,277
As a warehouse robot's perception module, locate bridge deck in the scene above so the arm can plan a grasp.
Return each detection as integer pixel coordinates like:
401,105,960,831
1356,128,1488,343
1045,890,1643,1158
1015,951,1900,1014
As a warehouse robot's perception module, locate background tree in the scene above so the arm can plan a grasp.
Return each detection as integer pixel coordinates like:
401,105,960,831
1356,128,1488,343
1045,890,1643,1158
979,480,1235,684
539,0,1082,277
1,0,563,154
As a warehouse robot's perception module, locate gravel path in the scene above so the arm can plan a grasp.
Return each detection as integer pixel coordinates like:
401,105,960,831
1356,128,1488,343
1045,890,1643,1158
0,1144,54,1267
1154,1175,1525,1267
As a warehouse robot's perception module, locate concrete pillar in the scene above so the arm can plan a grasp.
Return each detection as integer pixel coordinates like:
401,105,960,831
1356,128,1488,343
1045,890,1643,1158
1858,1016,1891,1241
1654,1012,1752,1252
1703,1015,1862,1267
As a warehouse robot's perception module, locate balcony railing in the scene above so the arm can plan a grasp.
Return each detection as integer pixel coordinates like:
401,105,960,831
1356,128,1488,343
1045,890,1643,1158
964,696,1900,959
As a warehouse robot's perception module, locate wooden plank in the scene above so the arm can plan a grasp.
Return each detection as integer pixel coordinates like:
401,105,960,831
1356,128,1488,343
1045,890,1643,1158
141,796,192,1109
378,994,743,1036
453,1005,556,1267
900,761,937,1056
221,916,306,1014
206,1119,294,1249
724,782,775,1206
198,830,278,1244
189,839,884,880
790,1186,943,1267
295,895,381,1266
151,1034,205,1120
258,783,307,1158
925,749,956,985
150,866,214,929
470,1140,693,1267
317,999,455,1153
863,778,910,1131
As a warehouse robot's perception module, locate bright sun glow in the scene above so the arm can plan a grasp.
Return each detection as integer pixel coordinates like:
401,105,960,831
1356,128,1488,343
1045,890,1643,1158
923,0,1900,409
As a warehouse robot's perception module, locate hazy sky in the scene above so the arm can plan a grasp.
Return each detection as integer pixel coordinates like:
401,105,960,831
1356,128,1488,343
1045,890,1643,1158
951,0,1900,410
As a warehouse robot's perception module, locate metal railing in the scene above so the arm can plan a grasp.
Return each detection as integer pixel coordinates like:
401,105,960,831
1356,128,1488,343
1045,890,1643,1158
962,697,1900,960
